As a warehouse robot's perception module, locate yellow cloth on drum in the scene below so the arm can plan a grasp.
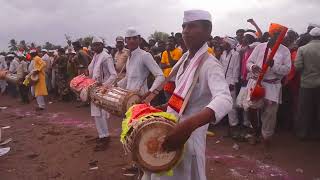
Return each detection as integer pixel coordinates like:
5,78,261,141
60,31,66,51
33,56,48,96
120,105,177,143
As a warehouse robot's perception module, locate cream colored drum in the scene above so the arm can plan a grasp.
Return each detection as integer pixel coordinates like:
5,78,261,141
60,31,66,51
90,86,141,116
124,116,183,173
70,75,97,102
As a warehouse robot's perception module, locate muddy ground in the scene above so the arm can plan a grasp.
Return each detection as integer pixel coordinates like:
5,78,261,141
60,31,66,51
0,95,319,180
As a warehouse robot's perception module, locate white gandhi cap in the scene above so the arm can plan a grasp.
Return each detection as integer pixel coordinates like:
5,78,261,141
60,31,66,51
183,9,212,23
125,27,140,38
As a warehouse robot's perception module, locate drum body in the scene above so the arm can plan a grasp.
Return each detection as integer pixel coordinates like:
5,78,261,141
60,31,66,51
70,75,97,102
123,116,183,173
90,87,141,116
5,73,19,84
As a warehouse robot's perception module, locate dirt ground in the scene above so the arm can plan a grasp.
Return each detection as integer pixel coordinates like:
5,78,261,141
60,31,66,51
0,95,319,180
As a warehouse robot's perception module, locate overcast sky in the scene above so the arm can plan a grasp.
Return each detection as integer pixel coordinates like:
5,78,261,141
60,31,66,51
1,0,319,51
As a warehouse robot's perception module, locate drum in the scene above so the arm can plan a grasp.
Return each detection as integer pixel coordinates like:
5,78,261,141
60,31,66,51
124,116,183,173
5,73,19,84
90,87,141,116
70,75,97,102
0,70,7,79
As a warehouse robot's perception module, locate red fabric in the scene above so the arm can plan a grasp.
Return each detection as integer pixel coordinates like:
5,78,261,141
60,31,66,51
168,93,184,113
128,104,162,124
163,81,175,94
241,48,254,80
70,75,96,92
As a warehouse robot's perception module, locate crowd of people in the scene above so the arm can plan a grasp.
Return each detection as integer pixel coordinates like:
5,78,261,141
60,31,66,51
0,9,320,180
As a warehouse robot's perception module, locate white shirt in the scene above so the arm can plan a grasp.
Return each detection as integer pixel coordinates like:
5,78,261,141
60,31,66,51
42,54,51,72
147,45,232,180
118,47,164,95
88,51,117,117
0,55,7,70
28,60,34,73
88,51,117,85
9,58,19,74
247,42,291,103
220,49,240,85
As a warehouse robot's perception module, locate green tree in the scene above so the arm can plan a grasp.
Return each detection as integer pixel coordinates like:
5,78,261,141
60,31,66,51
149,31,170,42
8,39,18,51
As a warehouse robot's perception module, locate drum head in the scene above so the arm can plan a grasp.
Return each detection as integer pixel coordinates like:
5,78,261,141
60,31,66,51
132,119,183,173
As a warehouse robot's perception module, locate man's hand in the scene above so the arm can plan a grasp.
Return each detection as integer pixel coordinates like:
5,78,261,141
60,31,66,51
141,91,151,102
247,18,256,25
252,65,262,75
266,60,274,68
162,120,194,152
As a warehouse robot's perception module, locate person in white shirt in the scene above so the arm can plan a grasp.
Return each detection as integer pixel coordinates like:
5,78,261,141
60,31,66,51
88,36,117,151
7,53,19,97
142,10,232,180
0,53,8,94
245,23,291,146
220,37,241,131
118,27,165,98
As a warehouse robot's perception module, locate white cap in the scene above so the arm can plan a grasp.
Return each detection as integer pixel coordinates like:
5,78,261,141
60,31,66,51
244,32,257,39
125,27,140,38
41,49,48,52
183,10,212,23
224,37,237,48
48,50,55,53
92,36,104,44
310,27,320,37
30,49,37,53
7,54,15,57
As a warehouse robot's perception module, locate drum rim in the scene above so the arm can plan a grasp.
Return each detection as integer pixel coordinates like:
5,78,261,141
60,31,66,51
131,117,183,173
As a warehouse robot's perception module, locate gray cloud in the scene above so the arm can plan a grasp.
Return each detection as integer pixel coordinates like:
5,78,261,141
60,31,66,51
0,0,319,51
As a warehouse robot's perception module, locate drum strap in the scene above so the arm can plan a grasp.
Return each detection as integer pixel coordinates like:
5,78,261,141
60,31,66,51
177,53,208,118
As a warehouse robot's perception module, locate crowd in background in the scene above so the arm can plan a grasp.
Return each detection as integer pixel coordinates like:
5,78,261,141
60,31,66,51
0,18,319,145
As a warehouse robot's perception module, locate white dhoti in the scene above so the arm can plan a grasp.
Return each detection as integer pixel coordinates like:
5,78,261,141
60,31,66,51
0,80,7,93
36,96,46,108
91,103,110,138
228,88,239,126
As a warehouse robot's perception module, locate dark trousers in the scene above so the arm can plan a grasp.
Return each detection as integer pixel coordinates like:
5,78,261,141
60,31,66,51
18,84,29,103
295,87,320,139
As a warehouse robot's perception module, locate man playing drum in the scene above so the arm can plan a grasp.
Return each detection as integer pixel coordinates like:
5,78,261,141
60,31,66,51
117,27,165,100
88,36,117,151
142,10,232,180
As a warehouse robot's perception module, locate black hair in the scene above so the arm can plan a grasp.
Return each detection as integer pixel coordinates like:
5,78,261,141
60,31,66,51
236,29,245,34
58,48,65,54
72,41,82,48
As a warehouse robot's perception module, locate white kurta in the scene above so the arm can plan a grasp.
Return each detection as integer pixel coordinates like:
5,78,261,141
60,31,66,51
88,51,117,117
220,49,240,85
0,55,8,93
220,49,240,126
9,58,19,74
143,46,233,180
117,47,164,95
246,42,291,103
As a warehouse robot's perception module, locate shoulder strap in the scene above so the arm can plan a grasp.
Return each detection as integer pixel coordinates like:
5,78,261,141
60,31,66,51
224,51,233,78
178,52,209,117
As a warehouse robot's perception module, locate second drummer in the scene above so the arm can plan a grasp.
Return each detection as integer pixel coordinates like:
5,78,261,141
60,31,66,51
88,36,117,151
117,27,165,100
